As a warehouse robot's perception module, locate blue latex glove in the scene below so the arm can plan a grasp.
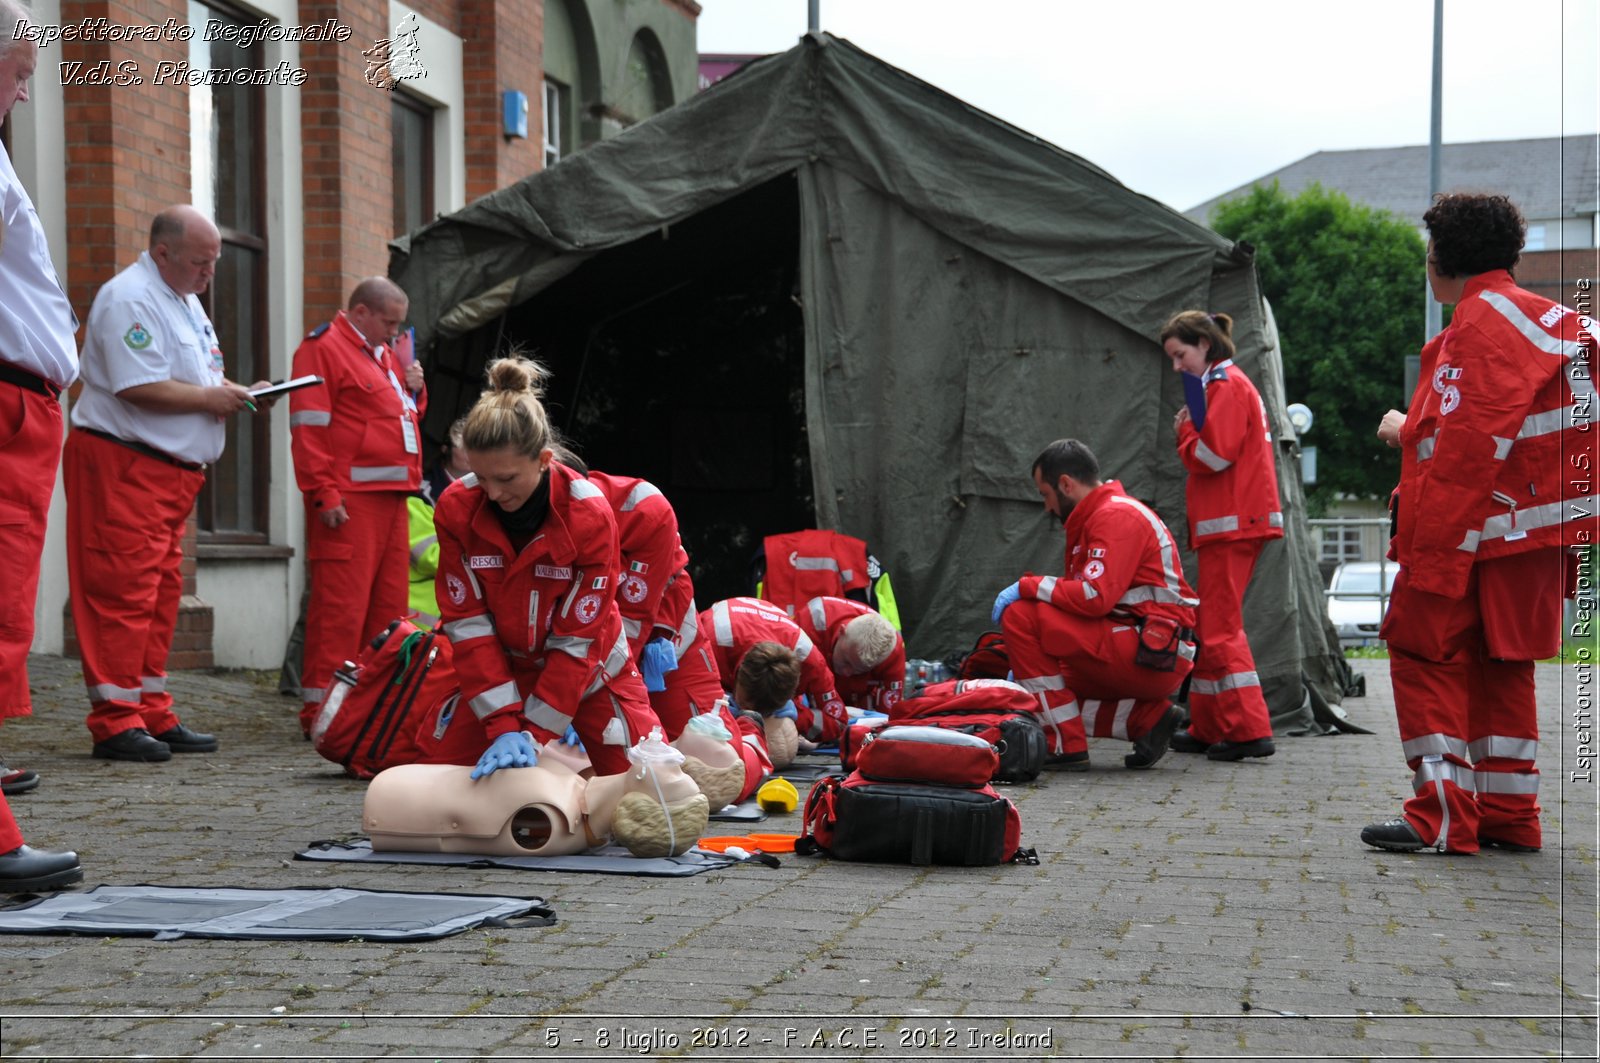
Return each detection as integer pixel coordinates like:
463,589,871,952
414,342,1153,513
770,703,799,722
560,725,583,748
639,637,679,693
991,582,1022,624
859,709,889,720
471,731,538,779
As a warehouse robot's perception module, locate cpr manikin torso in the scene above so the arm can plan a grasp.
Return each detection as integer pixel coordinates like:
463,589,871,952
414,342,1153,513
365,730,709,858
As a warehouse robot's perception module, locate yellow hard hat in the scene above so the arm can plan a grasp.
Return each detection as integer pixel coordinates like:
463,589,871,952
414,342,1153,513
756,776,799,813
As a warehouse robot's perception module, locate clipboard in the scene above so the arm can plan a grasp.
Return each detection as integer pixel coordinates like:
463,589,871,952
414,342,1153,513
1181,371,1207,432
248,375,324,400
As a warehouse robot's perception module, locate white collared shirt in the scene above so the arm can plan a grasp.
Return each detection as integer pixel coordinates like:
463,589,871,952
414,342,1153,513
71,251,227,465
0,142,78,387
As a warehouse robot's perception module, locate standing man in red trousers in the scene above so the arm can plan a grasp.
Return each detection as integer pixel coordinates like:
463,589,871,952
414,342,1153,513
1361,193,1595,855
68,206,268,762
290,278,426,735
0,0,84,890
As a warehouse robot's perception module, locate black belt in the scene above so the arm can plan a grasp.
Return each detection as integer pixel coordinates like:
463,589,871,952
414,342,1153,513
80,427,205,471
0,360,62,400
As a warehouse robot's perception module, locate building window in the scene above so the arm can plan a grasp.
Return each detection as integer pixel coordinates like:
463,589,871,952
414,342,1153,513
542,79,565,167
392,91,435,235
188,0,269,541
1524,224,1546,252
1319,524,1363,563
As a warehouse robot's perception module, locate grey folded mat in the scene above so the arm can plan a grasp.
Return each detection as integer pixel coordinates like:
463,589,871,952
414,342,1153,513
297,840,735,876
0,884,553,942
710,797,765,822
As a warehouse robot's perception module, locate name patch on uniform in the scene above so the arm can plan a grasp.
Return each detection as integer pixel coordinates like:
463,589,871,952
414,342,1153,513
535,565,572,580
467,555,505,570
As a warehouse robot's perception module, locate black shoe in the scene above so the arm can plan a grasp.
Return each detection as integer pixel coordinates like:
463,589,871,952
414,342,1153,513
1360,817,1428,852
0,759,39,796
1125,704,1183,770
150,724,218,754
0,845,84,893
1043,751,1090,772
92,728,172,763
1206,737,1276,761
1479,835,1541,853
1169,729,1209,754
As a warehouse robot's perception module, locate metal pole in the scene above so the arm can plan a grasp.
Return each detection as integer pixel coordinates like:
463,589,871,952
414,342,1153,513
1425,0,1444,341
808,0,820,33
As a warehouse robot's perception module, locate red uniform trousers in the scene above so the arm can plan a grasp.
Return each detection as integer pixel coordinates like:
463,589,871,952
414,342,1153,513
300,492,411,733
1187,539,1274,745
0,385,63,719
64,430,204,742
1002,600,1194,756
651,628,771,800
1382,548,1562,853
0,794,20,853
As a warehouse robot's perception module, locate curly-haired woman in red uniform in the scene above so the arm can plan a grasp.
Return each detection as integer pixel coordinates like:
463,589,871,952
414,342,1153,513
1163,311,1281,761
432,357,661,778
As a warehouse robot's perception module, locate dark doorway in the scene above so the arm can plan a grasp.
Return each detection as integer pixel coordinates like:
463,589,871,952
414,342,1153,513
428,174,812,605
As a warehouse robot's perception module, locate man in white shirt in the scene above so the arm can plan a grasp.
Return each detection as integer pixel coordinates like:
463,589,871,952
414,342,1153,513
0,0,84,892
65,205,267,762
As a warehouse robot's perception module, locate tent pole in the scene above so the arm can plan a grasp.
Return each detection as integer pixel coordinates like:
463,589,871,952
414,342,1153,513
808,1,819,34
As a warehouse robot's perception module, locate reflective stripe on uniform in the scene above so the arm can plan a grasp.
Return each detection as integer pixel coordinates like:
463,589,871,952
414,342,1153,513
1191,670,1261,695
621,481,662,511
1195,515,1239,537
1080,697,1134,739
1459,495,1599,552
1473,770,1540,795
568,478,603,501
1039,699,1080,726
141,676,167,694
546,634,593,660
621,615,642,642
1467,735,1539,763
524,695,573,734
410,535,437,564
470,680,521,720
1036,575,1058,602
301,687,325,705
444,615,496,642
1401,733,1469,762
808,597,828,632
583,630,634,697
350,465,410,482
1417,431,1438,461
1412,756,1476,793
1016,674,1066,693
711,600,734,646
290,410,331,427
1194,440,1232,472
1478,289,1588,357
1108,495,1196,607
89,683,142,703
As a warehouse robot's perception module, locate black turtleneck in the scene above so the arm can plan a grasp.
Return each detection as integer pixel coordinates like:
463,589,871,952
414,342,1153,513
490,473,551,549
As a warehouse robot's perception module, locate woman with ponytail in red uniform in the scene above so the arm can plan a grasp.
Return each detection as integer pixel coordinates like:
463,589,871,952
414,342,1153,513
1162,311,1281,761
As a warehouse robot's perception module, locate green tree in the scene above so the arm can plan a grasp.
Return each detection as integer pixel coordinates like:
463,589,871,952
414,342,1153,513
1209,182,1425,512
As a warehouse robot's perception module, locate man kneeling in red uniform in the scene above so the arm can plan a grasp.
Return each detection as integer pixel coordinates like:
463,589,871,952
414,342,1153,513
991,439,1197,771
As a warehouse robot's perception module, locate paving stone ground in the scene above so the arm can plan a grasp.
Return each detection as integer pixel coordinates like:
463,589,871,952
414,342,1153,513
0,655,1593,1061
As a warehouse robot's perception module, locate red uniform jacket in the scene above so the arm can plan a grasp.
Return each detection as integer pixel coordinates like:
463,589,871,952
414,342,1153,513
794,595,905,712
1176,359,1283,548
761,530,871,614
699,596,848,742
1395,270,1597,598
434,464,633,743
289,311,426,511
588,472,682,659
1019,480,1198,628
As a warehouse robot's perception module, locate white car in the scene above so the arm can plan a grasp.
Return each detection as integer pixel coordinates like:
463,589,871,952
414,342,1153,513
1327,561,1399,646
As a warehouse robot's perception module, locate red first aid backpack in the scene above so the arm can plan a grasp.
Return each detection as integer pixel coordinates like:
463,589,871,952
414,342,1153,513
889,678,1048,783
310,618,460,779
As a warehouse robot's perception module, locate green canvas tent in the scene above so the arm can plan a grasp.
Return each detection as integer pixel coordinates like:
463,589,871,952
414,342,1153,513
390,32,1351,722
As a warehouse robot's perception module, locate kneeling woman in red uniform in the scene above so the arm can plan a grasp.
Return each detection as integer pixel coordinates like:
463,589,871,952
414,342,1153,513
433,358,661,778
1162,311,1282,761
